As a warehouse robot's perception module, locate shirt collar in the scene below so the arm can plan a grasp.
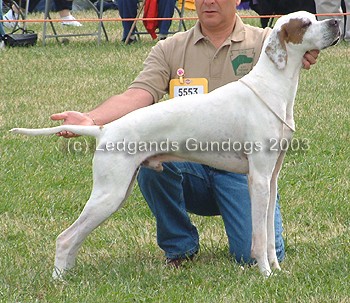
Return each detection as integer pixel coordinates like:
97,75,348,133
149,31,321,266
193,14,246,45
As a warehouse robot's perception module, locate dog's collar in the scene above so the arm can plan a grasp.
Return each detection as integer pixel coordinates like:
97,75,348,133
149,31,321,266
239,79,295,132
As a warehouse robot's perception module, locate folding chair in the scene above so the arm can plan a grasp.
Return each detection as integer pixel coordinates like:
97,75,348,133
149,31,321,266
1,0,37,46
42,0,108,45
125,0,187,44
2,0,30,31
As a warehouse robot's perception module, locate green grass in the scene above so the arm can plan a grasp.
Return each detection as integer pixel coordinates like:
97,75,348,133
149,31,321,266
0,9,349,303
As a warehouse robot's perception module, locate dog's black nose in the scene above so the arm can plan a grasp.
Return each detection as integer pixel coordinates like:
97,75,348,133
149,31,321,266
329,19,339,27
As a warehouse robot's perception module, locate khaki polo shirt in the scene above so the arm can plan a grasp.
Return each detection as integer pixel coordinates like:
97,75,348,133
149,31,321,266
129,15,271,102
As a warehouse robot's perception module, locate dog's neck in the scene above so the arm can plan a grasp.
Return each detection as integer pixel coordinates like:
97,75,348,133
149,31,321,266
239,46,305,131
252,46,304,100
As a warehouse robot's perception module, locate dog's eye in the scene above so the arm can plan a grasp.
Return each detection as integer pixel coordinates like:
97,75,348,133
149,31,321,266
302,20,312,28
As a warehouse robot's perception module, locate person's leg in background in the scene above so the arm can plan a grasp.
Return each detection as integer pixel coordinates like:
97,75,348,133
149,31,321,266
3,0,82,28
315,0,345,39
54,0,82,26
0,0,5,35
1,0,5,48
157,0,176,39
118,0,138,42
3,0,39,28
342,0,350,42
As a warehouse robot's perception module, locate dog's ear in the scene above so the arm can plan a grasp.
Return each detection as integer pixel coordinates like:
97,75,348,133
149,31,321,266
265,27,288,70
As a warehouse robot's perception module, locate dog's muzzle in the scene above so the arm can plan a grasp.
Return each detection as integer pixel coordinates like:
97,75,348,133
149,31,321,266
328,19,341,46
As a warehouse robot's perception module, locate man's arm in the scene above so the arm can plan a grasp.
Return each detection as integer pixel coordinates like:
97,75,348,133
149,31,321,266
51,88,153,137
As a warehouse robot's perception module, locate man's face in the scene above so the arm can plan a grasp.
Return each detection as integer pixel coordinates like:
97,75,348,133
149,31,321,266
195,0,240,29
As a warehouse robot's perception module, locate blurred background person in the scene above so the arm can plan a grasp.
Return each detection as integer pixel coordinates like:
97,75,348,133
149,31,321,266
3,0,82,28
118,0,176,44
315,0,349,42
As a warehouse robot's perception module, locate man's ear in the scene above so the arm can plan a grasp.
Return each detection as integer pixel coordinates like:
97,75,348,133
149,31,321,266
265,28,288,70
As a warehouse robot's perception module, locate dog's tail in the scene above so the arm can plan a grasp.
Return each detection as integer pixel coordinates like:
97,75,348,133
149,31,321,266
10,125,104,138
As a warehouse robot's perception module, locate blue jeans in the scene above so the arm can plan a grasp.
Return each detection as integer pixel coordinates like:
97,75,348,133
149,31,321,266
157,0,176,35
137,162,285,264
0,0,4,36
118,0,177,40
118,0,138,41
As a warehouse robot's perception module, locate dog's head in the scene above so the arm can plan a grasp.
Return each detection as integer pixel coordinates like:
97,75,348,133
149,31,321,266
265,11,341,70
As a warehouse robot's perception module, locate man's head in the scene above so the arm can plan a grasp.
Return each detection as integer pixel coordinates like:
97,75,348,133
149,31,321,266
195,0,241,32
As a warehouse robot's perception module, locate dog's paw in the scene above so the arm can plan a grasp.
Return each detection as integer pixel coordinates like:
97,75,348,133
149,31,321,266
258,264,273,278
270,260,281,271
52,267,66,281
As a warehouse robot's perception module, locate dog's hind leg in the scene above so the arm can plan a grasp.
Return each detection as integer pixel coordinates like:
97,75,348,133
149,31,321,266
53,153,139,279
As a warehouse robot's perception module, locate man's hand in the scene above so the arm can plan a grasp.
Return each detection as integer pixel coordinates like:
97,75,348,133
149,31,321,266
51,111,94,138
302,50,319,70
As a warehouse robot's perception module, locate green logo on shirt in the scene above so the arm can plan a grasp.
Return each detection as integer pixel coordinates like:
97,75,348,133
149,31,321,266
231,49,255,77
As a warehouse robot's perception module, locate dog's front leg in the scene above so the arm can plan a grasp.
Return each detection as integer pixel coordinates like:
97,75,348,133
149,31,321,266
248,167,271,277
266,151,286,271
266,175,280,271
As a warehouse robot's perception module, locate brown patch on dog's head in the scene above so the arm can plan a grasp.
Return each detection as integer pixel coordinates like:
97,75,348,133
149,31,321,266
279,18,311,45
265,17,311,69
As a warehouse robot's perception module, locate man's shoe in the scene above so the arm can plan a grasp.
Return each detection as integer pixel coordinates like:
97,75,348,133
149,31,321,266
3,10,19,28
165,253,196,269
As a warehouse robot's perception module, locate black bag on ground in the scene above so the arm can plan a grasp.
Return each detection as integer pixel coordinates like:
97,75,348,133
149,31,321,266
2,29,37,47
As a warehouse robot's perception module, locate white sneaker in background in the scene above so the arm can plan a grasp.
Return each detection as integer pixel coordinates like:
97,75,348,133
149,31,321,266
3,10,19,28
61,15,82,27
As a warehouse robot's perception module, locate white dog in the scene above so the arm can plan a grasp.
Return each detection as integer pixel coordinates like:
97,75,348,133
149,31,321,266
11,11,340,278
